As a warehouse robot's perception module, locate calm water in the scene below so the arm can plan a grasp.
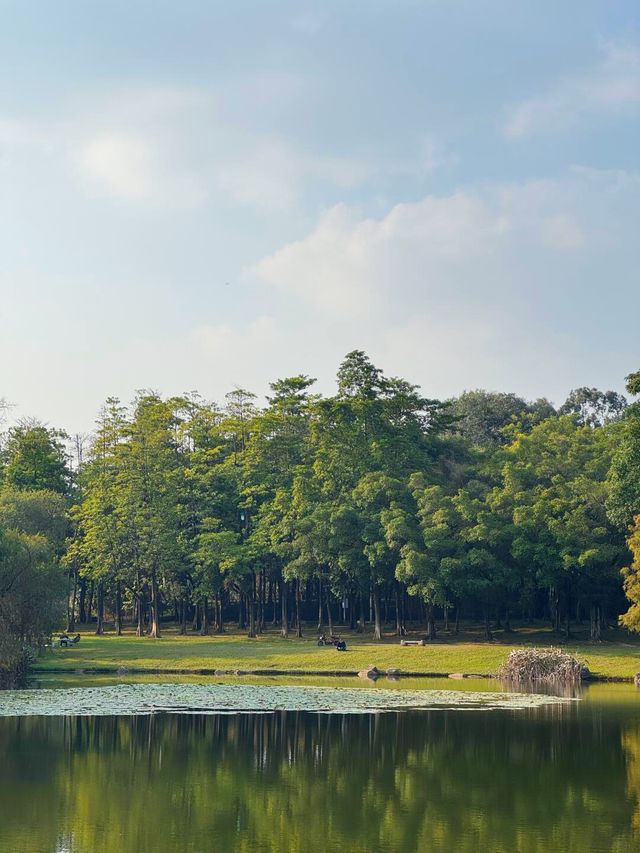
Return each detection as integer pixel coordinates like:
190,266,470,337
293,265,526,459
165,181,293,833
1,681,640,852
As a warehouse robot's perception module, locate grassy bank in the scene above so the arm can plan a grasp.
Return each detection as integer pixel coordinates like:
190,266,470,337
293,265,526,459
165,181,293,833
35,625,640,680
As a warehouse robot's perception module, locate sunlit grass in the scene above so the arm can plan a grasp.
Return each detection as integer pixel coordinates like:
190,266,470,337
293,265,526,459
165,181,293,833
35,623,640,679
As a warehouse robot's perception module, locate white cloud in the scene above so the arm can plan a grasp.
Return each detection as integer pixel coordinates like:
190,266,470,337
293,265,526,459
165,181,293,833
76,132,156,200
0,117,49,152
253,171,603,319
0,83,455,213
3,167,637,431
505,42,640,138
248,168,639,404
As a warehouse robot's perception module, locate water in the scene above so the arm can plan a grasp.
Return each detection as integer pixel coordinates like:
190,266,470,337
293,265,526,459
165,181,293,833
0,680,639,852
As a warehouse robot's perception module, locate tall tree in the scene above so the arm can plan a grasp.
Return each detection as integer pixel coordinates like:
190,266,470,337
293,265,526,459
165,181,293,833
559,387,627,427
2,422,72,495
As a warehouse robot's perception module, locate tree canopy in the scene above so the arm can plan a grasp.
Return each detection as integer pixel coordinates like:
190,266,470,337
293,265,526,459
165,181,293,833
2,353,639,666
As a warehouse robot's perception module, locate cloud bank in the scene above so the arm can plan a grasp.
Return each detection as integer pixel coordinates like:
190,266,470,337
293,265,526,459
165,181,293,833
506,43,640,138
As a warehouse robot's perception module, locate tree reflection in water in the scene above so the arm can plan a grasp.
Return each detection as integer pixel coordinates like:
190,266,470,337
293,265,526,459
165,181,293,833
0,704,638,852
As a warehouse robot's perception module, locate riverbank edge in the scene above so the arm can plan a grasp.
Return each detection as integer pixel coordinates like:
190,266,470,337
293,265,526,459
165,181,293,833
31,666,634,682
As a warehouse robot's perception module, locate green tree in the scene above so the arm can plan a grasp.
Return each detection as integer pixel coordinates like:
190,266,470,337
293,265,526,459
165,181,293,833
559,387,627,427
2,422,72,495
449,390,555,448
607,371,640,529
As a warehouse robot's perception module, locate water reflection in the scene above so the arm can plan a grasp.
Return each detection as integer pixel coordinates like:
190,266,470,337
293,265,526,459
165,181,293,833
1,704,639,852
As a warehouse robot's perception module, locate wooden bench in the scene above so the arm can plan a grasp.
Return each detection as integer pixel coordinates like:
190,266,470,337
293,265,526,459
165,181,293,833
400,639,426,646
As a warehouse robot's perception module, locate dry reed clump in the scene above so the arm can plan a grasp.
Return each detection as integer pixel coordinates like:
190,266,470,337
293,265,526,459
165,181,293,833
498,647,589,684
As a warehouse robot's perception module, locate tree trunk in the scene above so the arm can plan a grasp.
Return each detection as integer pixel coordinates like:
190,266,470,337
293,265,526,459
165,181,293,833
259,570,265,633
238,593,245,630
280,578,289,638
372,586,382,641
349,592,357,630
483,604,493,641
149,567,160,638
78,576,87,624
136,590,144,637
394,583,402,636
67,568,78,632
356,591,364,633
295,578,302,638
443,604,449,633
590,604,602,642
217,592,225,633
325,585,333,636
200,598,209,635
179,597,187,635
425,602,437,641
114,580,122,636
248,580,257,639
549,586,560,632
503,606,512,634
95,583,104,635
564,611,572,639
454,604,460,635
87,581,94,624
317,579,323,633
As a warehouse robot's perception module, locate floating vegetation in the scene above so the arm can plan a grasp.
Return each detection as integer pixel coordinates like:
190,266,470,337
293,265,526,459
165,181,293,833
0,683,569,717
498,648,589,685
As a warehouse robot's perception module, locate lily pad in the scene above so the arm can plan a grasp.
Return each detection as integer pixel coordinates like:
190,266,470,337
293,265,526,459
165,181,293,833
0,683,569,716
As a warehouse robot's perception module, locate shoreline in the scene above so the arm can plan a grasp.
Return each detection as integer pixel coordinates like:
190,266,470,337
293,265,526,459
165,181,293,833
32,666,634,683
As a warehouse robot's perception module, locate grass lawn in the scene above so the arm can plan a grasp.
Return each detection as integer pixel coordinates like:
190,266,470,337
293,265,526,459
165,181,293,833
36,623,640,680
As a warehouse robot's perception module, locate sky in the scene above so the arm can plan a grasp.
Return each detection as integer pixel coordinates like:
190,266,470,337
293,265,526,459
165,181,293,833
1,0,639,434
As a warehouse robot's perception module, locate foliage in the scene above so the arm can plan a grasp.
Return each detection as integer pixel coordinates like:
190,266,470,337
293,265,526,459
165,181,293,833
559,386,627,427
1,423,72,495
2,354,640,652
448,389,555,447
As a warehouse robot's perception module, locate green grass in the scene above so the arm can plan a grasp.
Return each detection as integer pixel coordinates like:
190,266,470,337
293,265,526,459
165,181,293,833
36,624,640,679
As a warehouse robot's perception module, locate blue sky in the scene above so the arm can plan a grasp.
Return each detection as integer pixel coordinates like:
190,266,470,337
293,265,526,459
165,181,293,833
1,1,639,432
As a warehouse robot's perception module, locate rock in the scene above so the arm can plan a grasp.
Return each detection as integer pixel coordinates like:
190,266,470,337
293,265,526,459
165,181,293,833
386,668,401,676
116,666,131,675
358,665,381,680
634,672,640,687
448,673,465,679
214,669,226,676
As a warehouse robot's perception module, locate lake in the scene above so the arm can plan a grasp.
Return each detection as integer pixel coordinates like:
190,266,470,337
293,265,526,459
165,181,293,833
0,678,639,852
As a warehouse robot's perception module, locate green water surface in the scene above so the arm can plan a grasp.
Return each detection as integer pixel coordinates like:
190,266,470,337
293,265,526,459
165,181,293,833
1,678,639,852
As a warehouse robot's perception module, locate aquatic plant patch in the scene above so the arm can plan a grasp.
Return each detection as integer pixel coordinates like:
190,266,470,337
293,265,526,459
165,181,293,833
0,683,569,716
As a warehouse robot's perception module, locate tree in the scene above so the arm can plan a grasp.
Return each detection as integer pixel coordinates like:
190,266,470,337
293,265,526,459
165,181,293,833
244,376,317,638
607,371,640,530
449,390,555,448
0,525,65,685
503,416,624,639
620,517,640,632
2,422,72,495
559,387,627,427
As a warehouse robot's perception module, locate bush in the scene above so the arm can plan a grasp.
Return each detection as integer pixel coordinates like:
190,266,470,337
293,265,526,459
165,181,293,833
498,647,589,684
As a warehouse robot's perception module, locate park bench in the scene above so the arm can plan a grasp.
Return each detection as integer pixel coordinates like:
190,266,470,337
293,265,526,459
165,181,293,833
400,639,426,646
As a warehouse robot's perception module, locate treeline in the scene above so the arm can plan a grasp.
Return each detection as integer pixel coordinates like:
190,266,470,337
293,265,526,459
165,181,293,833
2,353,640,671
0,419,70,684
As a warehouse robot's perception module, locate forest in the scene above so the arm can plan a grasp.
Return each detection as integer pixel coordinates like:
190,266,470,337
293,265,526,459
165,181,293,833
2,352,640,683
